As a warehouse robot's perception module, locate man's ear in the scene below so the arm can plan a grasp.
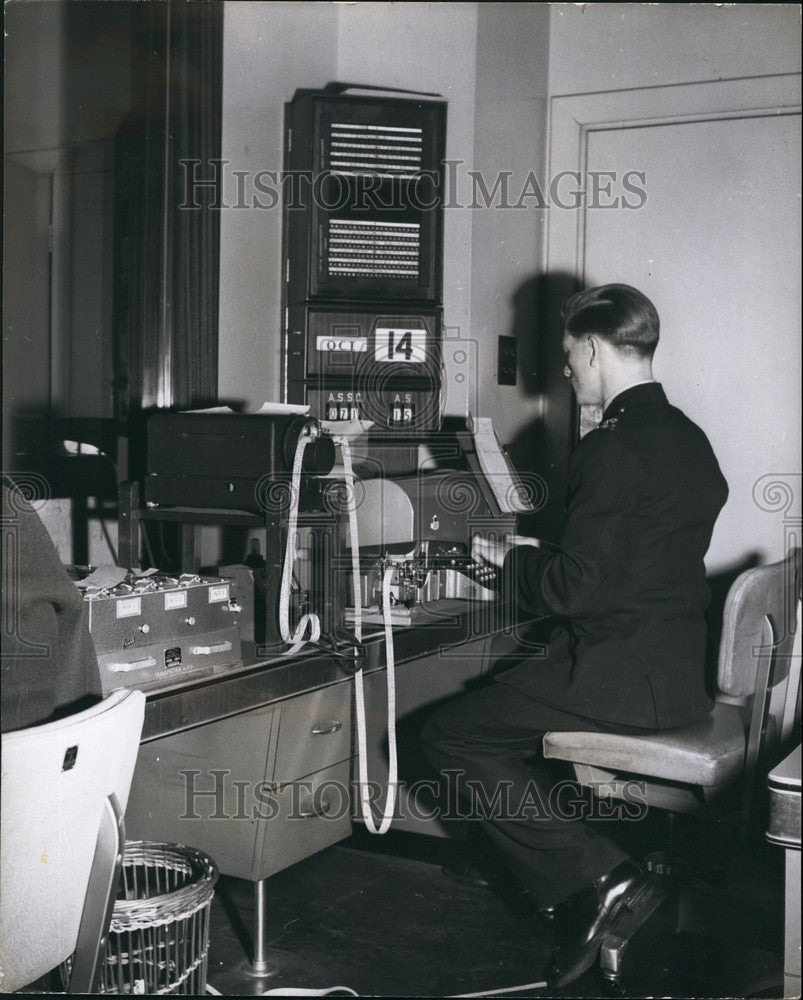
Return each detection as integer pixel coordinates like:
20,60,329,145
587,335,598,367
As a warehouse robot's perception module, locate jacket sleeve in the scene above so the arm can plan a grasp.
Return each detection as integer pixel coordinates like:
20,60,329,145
501,429,638,619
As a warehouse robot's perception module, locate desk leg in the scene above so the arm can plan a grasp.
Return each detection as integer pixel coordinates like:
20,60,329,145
241,878,278,979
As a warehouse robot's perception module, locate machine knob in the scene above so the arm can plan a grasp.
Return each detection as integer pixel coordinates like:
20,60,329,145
185,616,196,626
301,419,321,441
138,624,150,634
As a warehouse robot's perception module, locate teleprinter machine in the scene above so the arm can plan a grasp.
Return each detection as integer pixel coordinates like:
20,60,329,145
348,419,533,623
133,409,341,654
144,410,336,510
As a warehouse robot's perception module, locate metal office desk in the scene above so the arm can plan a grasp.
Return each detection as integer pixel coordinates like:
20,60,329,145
126,600,544,976
140,599,529,741
767,745,802,999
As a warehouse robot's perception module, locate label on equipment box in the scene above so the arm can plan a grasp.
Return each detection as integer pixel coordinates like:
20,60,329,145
164,646,182,668
115,597,142,619
316,335,368,353
164,590,188,610
208,584,230,603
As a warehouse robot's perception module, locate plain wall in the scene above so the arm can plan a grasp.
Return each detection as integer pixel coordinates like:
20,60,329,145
549,3,802,95
470,3,550,441
4,1,65,172
217,2,339,408
3,161,52,464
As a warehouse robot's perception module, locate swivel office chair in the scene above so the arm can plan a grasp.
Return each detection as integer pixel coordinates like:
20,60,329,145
543,548,801,989
0,688,146,994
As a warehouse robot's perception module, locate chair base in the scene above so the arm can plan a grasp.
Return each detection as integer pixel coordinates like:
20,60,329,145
599,883,672,991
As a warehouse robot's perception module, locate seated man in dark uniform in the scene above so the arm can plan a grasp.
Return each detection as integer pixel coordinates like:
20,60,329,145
1,479,102,733
421,284,728,986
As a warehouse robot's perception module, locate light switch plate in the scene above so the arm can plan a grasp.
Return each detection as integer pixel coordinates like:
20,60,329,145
497,336,517,385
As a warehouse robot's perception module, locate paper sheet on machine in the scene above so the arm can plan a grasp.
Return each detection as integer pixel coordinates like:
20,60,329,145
470,417,532,514
180,402,311,416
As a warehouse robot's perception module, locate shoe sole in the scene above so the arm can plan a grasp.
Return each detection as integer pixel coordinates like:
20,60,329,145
548,876,662,989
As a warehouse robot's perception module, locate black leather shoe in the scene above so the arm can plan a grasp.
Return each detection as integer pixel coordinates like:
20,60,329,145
544,859,659,988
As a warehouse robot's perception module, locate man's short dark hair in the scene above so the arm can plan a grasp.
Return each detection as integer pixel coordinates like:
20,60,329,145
563,284,660,357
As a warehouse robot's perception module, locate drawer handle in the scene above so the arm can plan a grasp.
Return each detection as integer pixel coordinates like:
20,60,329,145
311,721,342,736
108,657,157,673
190,641,233,656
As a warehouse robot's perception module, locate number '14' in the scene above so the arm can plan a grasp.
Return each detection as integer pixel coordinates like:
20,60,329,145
388,330,413,361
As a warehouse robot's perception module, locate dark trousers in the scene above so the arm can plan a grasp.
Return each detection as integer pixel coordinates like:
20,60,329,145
420,680,650,909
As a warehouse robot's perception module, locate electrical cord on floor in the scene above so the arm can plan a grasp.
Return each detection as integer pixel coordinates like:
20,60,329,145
207,978,547,996
447,982,548,996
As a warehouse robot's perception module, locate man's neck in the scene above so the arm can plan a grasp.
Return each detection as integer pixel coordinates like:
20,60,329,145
601,370,656,412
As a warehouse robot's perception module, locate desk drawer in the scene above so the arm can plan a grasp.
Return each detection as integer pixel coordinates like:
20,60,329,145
272,683,352,782
126,705,275,881
259,759,352,878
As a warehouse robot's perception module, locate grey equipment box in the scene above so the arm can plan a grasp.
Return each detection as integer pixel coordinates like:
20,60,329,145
83,573,243,694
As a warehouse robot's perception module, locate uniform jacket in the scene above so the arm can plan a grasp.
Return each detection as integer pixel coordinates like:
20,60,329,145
1,482,102,732
498,382,728,729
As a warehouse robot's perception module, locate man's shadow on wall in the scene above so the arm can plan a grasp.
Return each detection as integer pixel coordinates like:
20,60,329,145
504,270,582,542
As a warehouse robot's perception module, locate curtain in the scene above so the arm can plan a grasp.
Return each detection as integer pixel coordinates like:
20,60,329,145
114,1,223,445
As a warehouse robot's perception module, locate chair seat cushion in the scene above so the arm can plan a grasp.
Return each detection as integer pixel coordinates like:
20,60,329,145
543,701,745,787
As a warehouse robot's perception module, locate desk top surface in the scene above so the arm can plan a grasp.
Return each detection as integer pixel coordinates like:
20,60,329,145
142,600,544,742
768,744,802,792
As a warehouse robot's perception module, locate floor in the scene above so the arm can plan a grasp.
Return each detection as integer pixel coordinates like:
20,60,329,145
205,823,788,999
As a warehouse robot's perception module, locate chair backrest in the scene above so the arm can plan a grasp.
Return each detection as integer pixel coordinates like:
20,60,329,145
716,548,801,828
0,689,145,994
718,547,800,701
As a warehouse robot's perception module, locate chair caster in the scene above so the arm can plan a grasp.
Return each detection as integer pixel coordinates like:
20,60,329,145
602,975,627,997
644,850,688,880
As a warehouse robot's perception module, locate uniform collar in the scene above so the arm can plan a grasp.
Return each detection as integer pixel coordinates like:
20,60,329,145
602,381,667,421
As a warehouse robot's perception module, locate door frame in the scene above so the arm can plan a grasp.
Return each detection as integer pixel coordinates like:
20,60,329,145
545,73,801,279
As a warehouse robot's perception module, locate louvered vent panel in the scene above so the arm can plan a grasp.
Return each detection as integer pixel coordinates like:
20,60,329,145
328,122,423,177
327,219,420,279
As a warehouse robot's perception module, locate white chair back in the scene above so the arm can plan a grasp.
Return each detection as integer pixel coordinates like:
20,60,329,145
0,689,145,994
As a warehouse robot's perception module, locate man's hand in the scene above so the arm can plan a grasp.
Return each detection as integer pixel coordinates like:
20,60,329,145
472,533,542,568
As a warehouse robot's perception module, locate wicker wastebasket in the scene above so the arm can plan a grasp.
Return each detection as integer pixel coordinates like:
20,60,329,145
66,841,219,995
